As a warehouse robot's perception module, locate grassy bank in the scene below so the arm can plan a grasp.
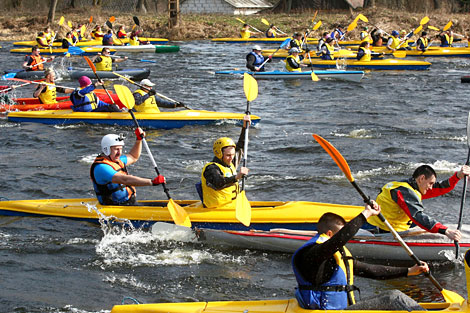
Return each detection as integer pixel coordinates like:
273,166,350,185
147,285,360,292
0,7,469,42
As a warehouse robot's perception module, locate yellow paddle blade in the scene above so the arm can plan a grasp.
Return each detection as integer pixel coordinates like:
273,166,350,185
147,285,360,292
347,20,357,32
441,289,465,305
358,14,368,23
393,51,406,58
420,16,429,25
311,71,319,82
465,249,470,300
109,16,116,23
67,20,73,28
58,16,65,25
261,18,269,26
313,20,322,31
112,71,134,84
336,49,353,57
114,84,135,109
243,73,258,102
428,26,440,31
414,25,423,34
236,17,245,24
80,25,86,36
235,190,251,226
65,53,70,58
167,199,191,227
312,134,354,182
443,21,453,31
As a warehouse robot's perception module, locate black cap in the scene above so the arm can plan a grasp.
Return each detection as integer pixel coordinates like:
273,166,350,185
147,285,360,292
422,31,427,36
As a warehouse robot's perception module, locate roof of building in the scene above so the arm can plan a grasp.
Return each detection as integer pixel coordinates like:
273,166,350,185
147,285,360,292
223,0,272,8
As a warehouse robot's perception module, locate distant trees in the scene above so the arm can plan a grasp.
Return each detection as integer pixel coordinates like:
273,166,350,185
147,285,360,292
47,0,58,25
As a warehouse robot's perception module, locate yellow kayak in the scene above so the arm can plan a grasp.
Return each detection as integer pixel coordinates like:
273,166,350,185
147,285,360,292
371,46,470,57
10,47,114,56
12,38,169,47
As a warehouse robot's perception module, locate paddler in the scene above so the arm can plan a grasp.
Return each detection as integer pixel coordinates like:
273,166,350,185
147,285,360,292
245,45,271,72
319,37,336,60
265,24,276,38
35,31,49,48
61,32,74,49
359,26,370,43
292,202,429,310
287,32,304,50
91,25,104,40
70,76,122,112
316,32,330,53
240,24,254,39
285,47,307,72
330,25,345,41
33,68,73,104
22,46,55,71
386,30,402,51
129,29,149,45
102,29,115,46
398,30,411,50
91,47,127,71
132,79,185,113
117,25,127,39
198,115,251,208
356,41,383,61
90,132,166,206
44,27,56,45
366,164,470,241
437,30,454,47
371,28,385,47
416,31,429,52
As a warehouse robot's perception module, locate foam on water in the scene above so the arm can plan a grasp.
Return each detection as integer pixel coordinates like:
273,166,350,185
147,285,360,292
79,154,99,164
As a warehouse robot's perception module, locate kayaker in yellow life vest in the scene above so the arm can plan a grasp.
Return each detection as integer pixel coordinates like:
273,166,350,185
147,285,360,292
366,164,470,241
266,24,277,38
91,25,105,40
438,30,455,47
33,68,73,105
416,31,429,52
356,41,372,61
199,115,251,209
386,30,401,51
240,24,255,39
320,37,336,60
288,32,304,50
292,203,428,310
44,27,55,45
90,132,166,205
359,27,370,43
61,32,74,49
129,30,149,45
91,47,127,71
132,79,185,113
22,46,54,71
398,30,411,50
35,31,49,48
285,47,308,72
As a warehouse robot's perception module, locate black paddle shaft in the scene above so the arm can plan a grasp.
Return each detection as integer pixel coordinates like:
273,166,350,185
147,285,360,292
241,100,251,191
455,149,470,257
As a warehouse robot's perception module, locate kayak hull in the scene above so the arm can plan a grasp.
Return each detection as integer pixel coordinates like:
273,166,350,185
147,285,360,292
110,298,466,313
0,198,362,230
9,47,114,56
371,46,470,57
4,68,150,81
211,37,369,46
13,38,169,47
306,59,431,70
94,45,180,53
6,110,261,129
215,70,364,82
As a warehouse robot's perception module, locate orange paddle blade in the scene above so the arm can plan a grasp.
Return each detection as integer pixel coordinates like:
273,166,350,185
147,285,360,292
109,16,116,23
83,56,96,73
312,134,354,182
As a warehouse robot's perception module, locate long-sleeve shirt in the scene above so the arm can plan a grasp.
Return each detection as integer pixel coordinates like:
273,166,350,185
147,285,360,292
133,91,176,108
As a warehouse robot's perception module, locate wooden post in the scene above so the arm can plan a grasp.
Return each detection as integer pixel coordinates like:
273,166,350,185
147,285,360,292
168,0,179,28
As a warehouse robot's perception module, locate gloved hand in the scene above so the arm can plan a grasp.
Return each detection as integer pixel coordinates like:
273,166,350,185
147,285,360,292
176,101,186,108
135,127,145,140
152,175,165,185
148,89,156,96
268,55,273,60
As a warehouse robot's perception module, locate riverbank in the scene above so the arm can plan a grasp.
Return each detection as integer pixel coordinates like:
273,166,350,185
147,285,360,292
0,7,469,42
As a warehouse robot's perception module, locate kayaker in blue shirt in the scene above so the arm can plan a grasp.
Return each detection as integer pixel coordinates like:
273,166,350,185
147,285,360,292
70,76,121,112
102,30,115,46
292,202,429,311
246,45,271,72
90,132,166,205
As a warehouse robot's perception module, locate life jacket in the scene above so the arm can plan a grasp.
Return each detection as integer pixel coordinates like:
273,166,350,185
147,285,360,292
400,37,409,48
95,55,112,71
321,43,335,60
442,34,453,47
291,38,302,49
240,29,251,39
358,47,371,61
388,36,401,49
28,55,44,71
133,89,160,113
72,31,80,42
247,51,265,70
292,233,357,310
266,28,277,38
45,31,55,44
91,30,104,39
330,29,344,40
117,30,127,39
285,55,302,72
360,31,370,42
90,155,136,205
38,84,56,104
368,181,421,232
201,161,240,209
129,35,140,46
417,37,428,50
36,36,48,48
70,88,99,112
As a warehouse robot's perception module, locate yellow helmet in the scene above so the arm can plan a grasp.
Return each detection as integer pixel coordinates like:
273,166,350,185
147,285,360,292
213,137,235,159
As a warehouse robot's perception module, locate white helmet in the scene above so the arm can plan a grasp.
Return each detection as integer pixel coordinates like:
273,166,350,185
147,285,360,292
252,45,262,51
289,47,300,54
101,134,125,156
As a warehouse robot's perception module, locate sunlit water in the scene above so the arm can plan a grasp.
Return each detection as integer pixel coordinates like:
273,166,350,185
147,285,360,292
1,40,470,312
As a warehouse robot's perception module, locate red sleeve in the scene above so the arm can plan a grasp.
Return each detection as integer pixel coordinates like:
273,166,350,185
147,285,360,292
422,172,460,199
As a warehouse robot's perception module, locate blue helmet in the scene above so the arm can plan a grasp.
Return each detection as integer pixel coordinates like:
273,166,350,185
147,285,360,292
391,30,399,36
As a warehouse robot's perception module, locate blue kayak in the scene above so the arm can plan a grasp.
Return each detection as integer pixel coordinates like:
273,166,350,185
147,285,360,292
216,70,365,82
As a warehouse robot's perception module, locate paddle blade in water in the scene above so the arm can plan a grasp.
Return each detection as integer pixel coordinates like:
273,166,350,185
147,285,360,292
236,190,251,226
311,71,319,82
313,20,322,30
114,84,135,109
420,16,430,25
167,199,191,227
243,73,258,102
443,21,453,31
312,134,354,182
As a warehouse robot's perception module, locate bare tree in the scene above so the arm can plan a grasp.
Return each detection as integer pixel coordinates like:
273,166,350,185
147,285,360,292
93,0,102,6
136,0,148,13
12,0,22,8
47,0,58,25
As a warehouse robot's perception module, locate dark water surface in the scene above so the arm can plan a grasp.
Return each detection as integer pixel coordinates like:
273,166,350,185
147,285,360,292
1,40,470,312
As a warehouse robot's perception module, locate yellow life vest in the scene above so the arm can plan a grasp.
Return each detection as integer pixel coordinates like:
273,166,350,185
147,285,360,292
45,31,55,43
65,37,74,45
285,55,302,72
133,89,160,113
360,31,370,42
201,161,240,209
358,47,371,62
389,36,401,49
39,84,57,104
368,181,421,232
240,30,251,39
95,55,112,71
400,38,409,48
419,37,429,48
129,36,140,46
36,36,48,48
444,34,453,46
91,30,104,39
324,43,335,59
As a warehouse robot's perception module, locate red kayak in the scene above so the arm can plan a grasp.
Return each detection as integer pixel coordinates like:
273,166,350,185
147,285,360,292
1,90,123,112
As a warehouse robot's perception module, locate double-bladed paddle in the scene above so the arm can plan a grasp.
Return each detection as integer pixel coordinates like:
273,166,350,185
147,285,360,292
312,134,465,305
69,46,156,63
260,18,287,35
83,55,115,104
235,17,263,34
456,111,470,258
113,84,191,227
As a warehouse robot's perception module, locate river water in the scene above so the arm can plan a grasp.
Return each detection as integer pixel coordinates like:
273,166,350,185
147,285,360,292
1,40,470,312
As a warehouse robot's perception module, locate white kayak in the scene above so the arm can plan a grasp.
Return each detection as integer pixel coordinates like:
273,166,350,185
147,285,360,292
215,69,365,82
152,223,470,263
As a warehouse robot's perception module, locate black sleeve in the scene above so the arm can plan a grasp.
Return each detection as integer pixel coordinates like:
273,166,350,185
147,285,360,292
94,56,102,63
62,39,70,49
246,54,256,71
287,57,300,69
354,260,408,279
133,92,149,105
203,163,237,189
356,49,364,60
56,87,67,93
